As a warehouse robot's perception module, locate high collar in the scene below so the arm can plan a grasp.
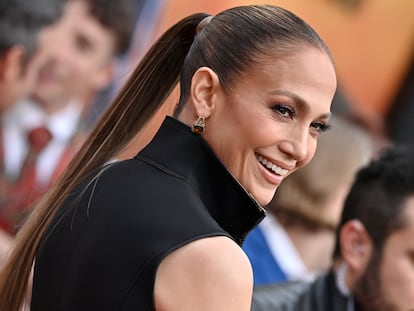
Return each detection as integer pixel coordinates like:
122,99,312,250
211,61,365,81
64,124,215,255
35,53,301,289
137,116,266,245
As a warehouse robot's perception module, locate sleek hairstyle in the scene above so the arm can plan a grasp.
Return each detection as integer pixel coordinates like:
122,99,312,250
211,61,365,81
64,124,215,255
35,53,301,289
72,0,136,56
175,5,332,115
0,0,63,60
0,5,332,310
269,115,374,231
333,145,414,257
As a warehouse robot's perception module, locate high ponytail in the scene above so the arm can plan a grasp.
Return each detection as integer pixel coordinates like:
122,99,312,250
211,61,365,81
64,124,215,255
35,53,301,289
0,12,209,311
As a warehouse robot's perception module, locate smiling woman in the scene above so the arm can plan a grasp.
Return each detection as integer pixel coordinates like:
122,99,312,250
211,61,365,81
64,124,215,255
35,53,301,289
0,5,336,311
190,48,336,205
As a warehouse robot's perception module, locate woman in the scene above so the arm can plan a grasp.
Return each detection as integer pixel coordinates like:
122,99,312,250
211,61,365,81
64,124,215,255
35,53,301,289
0,5,336,310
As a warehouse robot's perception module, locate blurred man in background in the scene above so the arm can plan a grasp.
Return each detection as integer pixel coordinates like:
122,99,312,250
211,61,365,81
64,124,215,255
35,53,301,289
0,0,135,238
0,0,64,262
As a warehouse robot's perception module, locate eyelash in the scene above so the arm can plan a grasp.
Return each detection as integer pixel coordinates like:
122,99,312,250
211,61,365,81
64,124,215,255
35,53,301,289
311,122,331,133
272,104,331,133
272,104,295,118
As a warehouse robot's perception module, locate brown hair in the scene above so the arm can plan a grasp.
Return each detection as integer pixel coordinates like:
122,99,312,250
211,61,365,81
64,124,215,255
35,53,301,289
175,5,331,115
333,145,414,258
69,0,136,55
0,5,331,310
0,0,63,61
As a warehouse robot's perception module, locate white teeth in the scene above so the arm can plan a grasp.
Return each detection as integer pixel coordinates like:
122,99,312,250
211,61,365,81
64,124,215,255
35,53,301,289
257,155,288,176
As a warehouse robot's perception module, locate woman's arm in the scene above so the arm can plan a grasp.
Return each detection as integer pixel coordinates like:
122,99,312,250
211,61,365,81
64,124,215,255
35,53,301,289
154,236,253,311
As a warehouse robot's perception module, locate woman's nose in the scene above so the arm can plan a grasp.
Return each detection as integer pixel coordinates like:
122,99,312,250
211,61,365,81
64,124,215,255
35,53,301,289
278,126,310,162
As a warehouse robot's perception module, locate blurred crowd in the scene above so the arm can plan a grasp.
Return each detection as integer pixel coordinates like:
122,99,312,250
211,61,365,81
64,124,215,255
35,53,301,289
0,0,413,310
0,0,149,260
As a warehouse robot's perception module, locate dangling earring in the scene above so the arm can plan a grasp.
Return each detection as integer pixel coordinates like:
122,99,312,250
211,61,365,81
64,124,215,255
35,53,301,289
192,116,205,134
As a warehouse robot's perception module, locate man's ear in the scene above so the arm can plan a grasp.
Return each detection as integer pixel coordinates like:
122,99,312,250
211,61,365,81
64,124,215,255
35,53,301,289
190,66,220,118
0,45,26,81
340,220,372,273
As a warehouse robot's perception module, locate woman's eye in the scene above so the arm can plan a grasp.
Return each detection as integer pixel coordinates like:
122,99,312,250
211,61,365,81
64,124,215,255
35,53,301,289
273,104,294,118
408,251,414,266
311,122,331,133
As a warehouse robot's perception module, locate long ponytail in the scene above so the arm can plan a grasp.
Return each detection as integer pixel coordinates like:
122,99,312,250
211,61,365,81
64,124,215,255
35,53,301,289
0,12,209,311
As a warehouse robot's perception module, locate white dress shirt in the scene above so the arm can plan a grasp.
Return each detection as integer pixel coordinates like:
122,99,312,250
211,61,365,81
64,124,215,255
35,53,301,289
2,98,83,185
259,213,318,282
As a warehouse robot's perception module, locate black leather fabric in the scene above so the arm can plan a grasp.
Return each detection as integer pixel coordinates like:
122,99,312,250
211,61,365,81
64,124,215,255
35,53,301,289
251,271,353,311
32,116,265,311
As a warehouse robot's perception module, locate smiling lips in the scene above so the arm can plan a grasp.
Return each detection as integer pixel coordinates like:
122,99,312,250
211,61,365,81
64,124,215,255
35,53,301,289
256,154,289,176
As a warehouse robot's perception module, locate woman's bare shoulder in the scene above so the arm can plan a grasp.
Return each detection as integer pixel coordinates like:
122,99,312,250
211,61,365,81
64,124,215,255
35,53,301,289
154,236,253,311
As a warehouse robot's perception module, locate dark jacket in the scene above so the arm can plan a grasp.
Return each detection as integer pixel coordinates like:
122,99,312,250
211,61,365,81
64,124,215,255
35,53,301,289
251,271,356,311
31,116,266,311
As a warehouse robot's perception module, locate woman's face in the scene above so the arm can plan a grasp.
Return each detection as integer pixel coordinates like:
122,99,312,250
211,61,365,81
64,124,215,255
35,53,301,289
203,47,337,205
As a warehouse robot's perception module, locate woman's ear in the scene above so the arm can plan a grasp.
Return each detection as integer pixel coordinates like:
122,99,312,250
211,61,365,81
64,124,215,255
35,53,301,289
340,220,372,274
190,66,220,118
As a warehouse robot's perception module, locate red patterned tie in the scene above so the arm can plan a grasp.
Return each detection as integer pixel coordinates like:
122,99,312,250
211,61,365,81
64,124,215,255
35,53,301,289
21,127,53,185
0,126,53,234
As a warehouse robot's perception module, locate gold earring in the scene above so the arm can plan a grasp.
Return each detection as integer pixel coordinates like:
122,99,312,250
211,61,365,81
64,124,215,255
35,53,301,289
192,116,205,134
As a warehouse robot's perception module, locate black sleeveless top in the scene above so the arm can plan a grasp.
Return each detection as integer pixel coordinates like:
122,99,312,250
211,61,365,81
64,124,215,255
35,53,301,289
31,117,266,310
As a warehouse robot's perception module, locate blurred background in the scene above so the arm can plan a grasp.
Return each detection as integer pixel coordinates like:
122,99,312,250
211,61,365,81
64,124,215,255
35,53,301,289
0,0,413,284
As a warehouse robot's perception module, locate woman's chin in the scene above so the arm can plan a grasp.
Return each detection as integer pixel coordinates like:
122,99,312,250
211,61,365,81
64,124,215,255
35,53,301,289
252,189,278,207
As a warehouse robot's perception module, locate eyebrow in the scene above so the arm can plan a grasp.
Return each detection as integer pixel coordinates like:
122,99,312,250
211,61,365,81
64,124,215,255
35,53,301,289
269,89,331,120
